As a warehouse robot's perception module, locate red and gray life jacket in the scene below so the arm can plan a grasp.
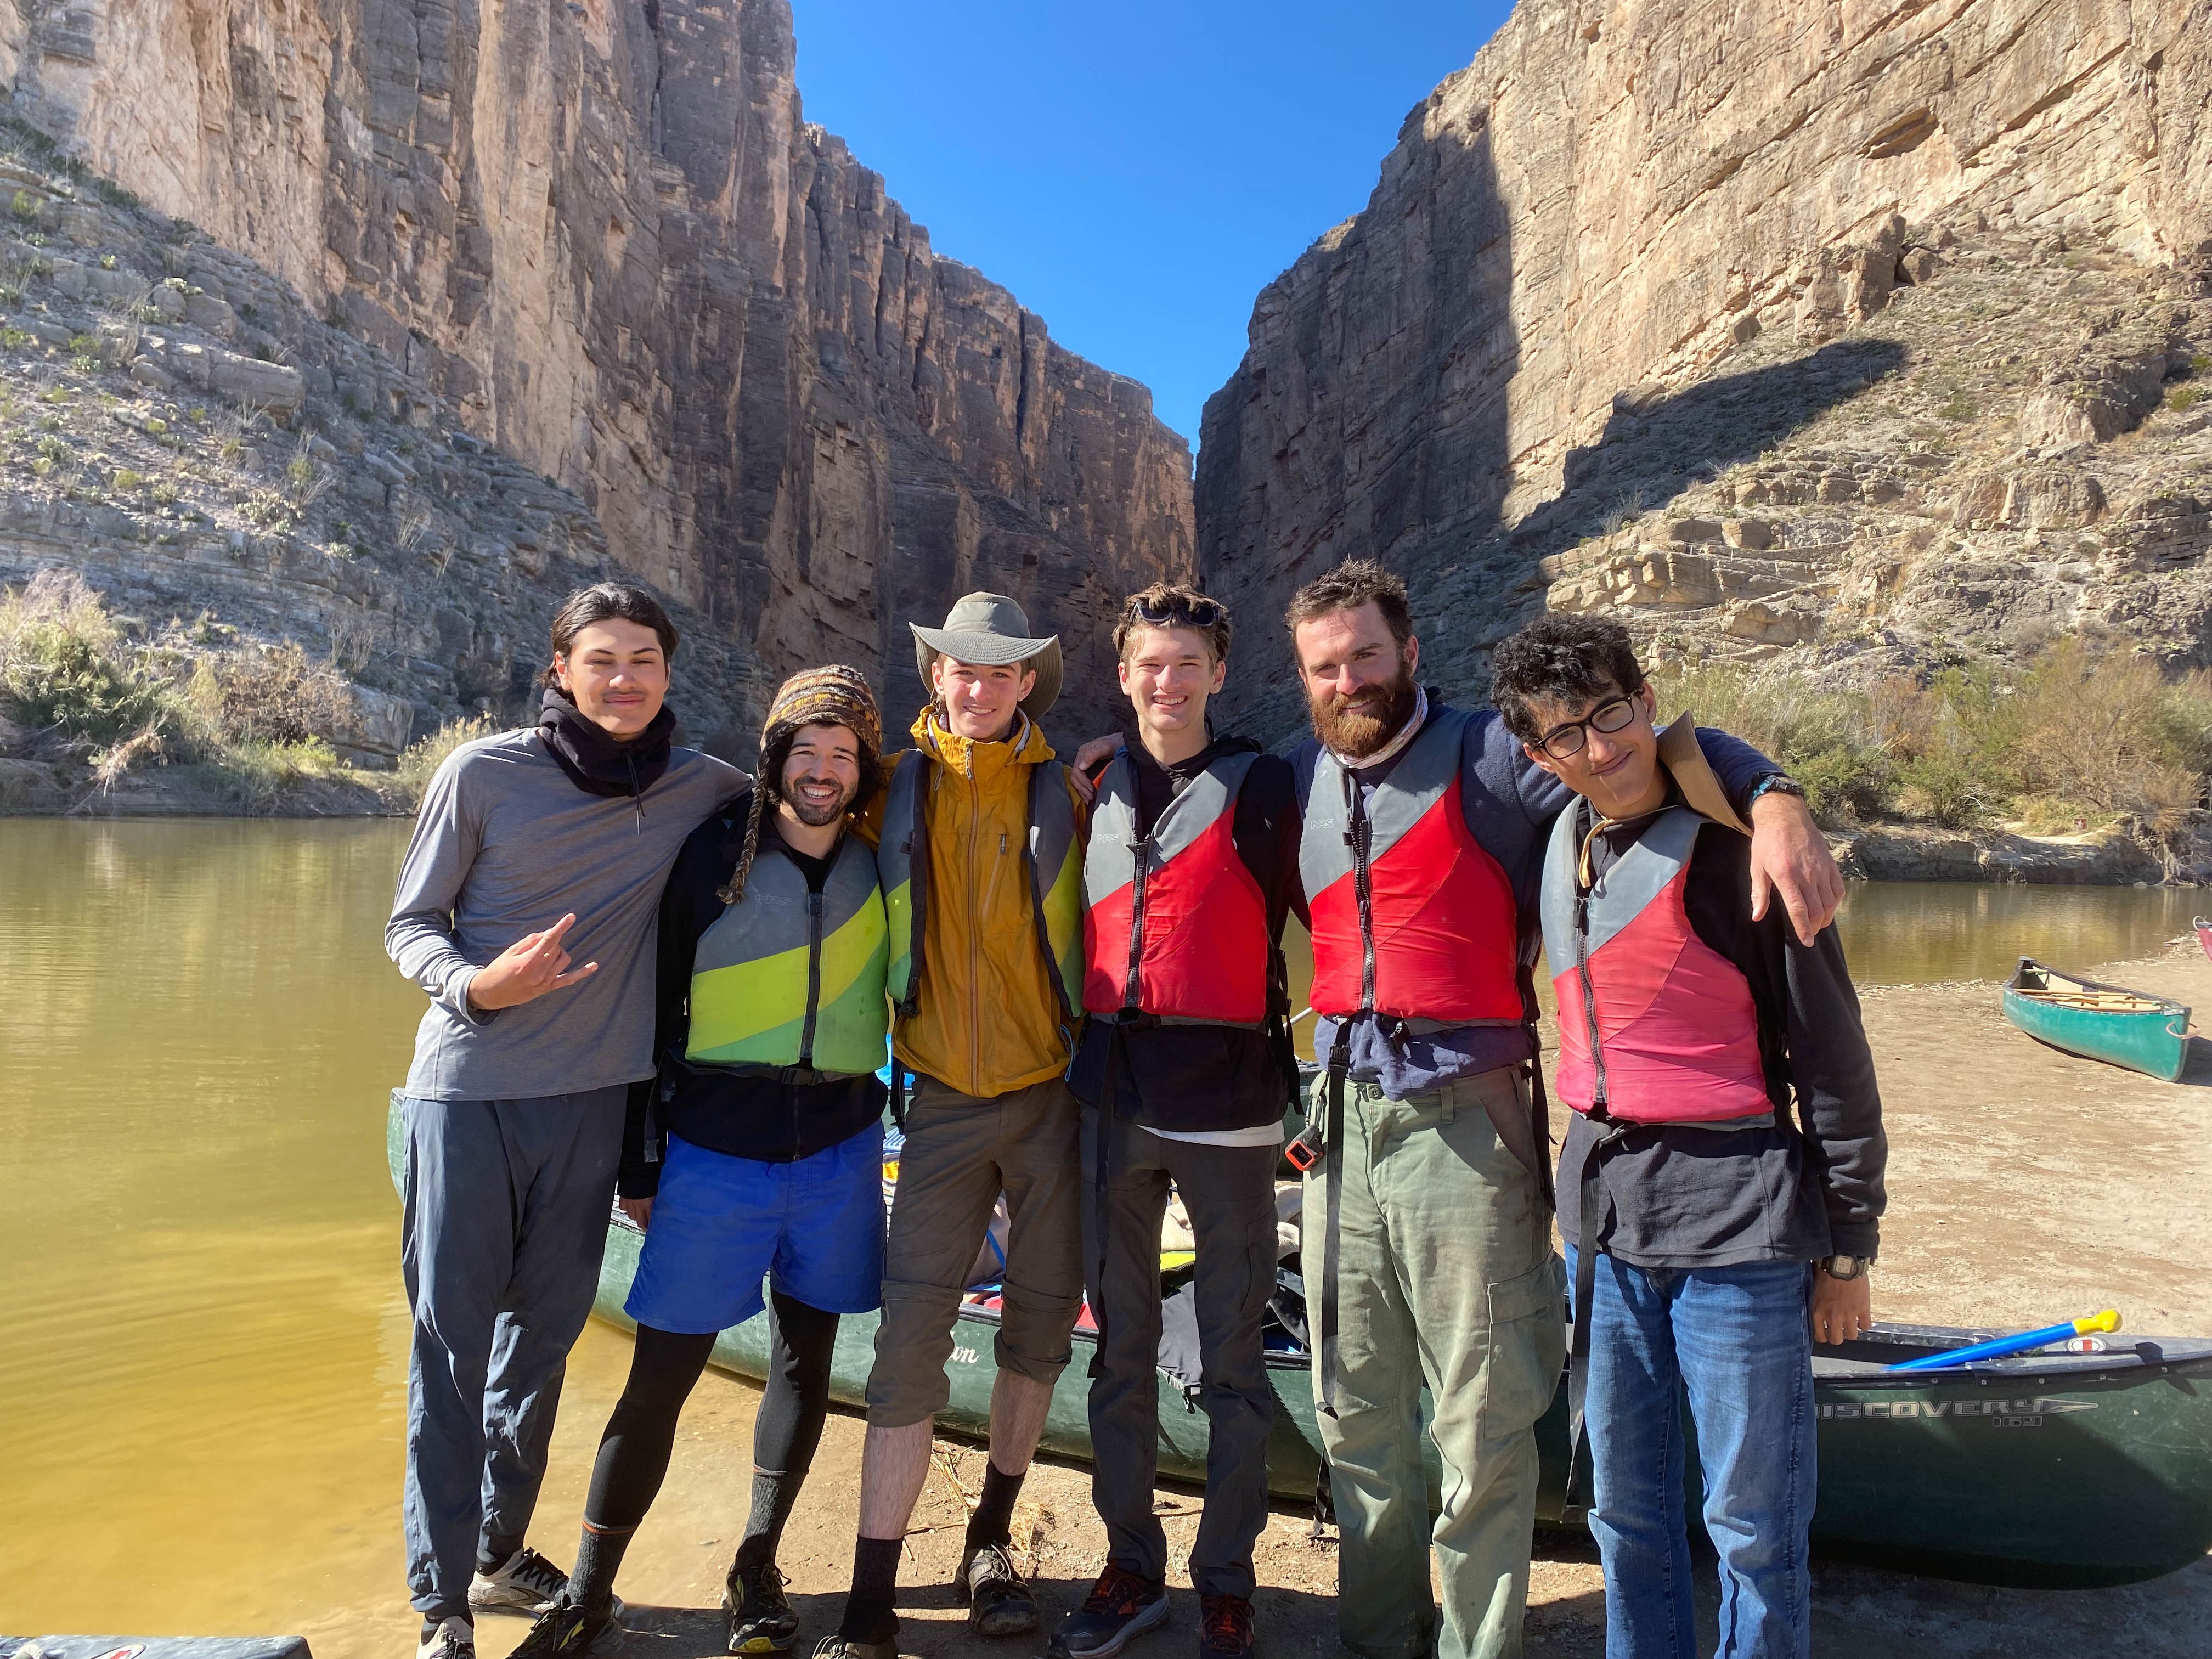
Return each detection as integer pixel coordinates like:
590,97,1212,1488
1299,706,1522,1026
1541,802,1773,1124
1081,749,1269,1025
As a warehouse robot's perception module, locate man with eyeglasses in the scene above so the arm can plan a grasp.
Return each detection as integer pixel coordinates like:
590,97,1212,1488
1491,613,1884,1659
1280,560,1840,1659
1049,583,1304,1659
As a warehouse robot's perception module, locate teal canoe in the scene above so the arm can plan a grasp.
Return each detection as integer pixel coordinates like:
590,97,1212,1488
386,1098,2212,1587
2003,957,2192,1082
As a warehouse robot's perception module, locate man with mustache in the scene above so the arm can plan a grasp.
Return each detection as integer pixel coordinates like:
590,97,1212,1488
1285,561,1839,1659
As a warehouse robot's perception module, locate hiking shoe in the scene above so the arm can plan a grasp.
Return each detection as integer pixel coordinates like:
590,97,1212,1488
811,1639,898,1659
471,1547,596,1616
417,1617,476,1659
507,1600,614,1659
953,1539,1038,1637
1197,1596,1254,1659
725,1561,800,1654
1047,1564,1170,1659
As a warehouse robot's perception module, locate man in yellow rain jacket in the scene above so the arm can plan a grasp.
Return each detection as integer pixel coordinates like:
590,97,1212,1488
819,593,1089,1659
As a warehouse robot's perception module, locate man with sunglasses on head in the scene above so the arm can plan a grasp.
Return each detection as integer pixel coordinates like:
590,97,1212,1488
1491,614,1884,1659
1048,583,1304,1659
1280,561,1841,1659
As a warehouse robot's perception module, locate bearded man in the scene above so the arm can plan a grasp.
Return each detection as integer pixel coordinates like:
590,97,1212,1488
1284,561,1841,1659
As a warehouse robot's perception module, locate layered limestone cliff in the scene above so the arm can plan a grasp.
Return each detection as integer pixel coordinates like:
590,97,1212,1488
1198,0,2212,739
4,0,1193,742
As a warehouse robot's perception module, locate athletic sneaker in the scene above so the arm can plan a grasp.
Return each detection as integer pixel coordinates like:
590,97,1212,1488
1047,1564,1170,1659
724,1560,800,1654
508,1599,615,1659
1197,1595,1254,1659
811,1639,897,1659
954,1539,1039,1637
417,1617,476,1659
470,1547,573,1615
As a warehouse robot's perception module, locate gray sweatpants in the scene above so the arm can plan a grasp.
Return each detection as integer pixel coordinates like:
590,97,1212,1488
1080,1109,1280,1599
399,1088,626,1622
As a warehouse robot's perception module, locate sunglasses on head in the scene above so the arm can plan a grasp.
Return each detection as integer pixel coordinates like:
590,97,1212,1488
1130,594,1224,629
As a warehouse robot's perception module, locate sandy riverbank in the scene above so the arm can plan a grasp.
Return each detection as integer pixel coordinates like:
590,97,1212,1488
304,943,2212,1659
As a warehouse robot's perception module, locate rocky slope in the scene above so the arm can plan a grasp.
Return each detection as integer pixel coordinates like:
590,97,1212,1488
1197,0,2212,740
0,122,753,803
2,0,1194,743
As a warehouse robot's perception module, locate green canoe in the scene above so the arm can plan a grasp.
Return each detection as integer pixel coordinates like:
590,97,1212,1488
386,1099,2212,1588
2003,957,2192,1082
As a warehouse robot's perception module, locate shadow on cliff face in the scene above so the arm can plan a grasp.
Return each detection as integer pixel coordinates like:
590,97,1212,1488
1397,335,1914,718
1514,338,1912,554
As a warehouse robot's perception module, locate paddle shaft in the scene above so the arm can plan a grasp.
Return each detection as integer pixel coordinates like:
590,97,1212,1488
1888,1311,2120,1372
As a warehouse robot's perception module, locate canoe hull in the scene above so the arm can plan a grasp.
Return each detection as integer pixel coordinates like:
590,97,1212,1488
384,1101,2212,1588
2002,958,2190,1082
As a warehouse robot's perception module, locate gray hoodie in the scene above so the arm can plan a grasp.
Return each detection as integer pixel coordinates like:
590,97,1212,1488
387,729,745,1101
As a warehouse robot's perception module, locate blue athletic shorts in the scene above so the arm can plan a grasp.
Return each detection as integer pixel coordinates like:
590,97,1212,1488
625,1121,886,1334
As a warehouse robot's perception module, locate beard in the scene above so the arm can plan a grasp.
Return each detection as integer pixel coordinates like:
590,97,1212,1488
1308,656,1420,760
782,776,856,827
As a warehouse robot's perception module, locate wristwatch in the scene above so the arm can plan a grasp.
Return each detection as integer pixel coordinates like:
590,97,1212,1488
1747,775,1808,806
1820,1254,1872,1280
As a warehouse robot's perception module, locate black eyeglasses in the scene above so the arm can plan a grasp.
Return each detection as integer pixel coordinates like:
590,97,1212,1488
1533,695,1640,760
1130,593,1225,629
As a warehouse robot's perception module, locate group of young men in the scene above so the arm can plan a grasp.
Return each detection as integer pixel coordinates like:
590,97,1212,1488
387,562,1885,1659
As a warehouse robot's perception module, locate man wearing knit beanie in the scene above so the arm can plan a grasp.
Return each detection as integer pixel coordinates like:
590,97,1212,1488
512,664,896,1659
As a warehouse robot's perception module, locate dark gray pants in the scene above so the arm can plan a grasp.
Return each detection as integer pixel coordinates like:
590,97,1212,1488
399,1088,626,1621
1080,1109,1280,1598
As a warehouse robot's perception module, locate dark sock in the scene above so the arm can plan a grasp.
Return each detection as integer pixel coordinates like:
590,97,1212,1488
965,1460,1025,1551
476,1543,518,1576
567,1519,637,1613
733,1293,840,1573
839,1534,904,1642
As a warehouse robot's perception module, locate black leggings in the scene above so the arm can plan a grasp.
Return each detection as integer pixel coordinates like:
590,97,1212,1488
584,1290,840,1536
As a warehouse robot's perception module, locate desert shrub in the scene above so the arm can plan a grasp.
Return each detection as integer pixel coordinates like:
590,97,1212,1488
201,641,354,746
397,713,500,801
1651,640,2212,834
0,569,178,741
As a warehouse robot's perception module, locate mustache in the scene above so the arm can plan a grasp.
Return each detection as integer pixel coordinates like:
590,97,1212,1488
1308,667,1417,758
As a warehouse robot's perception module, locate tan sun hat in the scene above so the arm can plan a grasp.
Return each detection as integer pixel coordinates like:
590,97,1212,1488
1657,712,1751,834
910,591,1063,719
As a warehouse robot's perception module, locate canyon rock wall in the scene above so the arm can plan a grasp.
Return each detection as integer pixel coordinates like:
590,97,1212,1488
1198,0,2212,738
4,0,1193,743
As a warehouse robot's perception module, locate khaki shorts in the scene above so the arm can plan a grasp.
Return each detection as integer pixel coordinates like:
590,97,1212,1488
864,1075,1085,1427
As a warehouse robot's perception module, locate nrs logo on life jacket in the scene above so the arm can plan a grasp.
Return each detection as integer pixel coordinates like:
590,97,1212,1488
1299,706,1521,1024
1081,749,1269,1024
1540,803,1771,1124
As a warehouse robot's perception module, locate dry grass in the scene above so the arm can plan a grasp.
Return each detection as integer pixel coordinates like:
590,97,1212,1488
1652,640,2212,843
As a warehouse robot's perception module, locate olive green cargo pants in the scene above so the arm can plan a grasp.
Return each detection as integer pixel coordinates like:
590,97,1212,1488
1305,1066,1566,1659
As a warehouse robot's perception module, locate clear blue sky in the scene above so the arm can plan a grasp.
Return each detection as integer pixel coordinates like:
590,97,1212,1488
786,1,1511,454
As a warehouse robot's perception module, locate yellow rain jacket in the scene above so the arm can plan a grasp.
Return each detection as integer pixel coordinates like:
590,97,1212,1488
864,708,1088,1098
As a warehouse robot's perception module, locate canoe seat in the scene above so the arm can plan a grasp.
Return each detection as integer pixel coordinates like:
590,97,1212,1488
2010,989,2172,1012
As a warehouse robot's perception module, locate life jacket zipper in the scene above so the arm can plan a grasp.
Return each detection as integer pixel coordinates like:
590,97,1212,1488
1122,826,1153,1013
1348,771,1377,1013
967,763,982,1097
1575,887,1607,1108
799,887,825,1068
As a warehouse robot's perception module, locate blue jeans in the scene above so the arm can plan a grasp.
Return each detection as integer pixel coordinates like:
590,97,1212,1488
1565,1246,1814,1659
399,1089,625,1621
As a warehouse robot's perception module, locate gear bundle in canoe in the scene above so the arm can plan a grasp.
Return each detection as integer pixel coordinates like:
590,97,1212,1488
2002,957,2193,1081
386,1094,2212,1588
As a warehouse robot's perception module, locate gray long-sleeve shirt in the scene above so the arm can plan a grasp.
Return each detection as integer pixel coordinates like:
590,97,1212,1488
386,729,745,1101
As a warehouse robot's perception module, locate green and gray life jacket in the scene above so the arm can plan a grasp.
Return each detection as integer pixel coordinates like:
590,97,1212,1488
877,748,1084,1026
684,830,890,1077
